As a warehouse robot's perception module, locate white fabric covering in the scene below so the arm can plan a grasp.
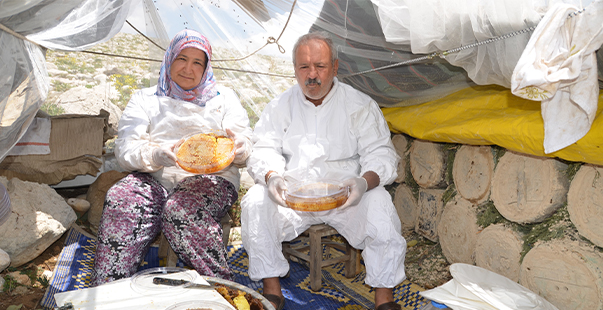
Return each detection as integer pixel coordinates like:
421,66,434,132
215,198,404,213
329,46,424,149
511,0,603,153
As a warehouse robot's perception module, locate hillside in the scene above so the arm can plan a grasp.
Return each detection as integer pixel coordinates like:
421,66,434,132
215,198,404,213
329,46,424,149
44,32,297,128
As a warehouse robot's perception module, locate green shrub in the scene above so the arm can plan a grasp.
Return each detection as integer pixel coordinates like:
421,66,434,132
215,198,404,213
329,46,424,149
40,101,65,116
52,80,72,93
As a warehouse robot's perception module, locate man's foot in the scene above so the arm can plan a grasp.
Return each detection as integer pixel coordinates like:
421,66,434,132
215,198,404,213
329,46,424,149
375,301,401,310
263,277,285,309
263,293,286,310
374,287,398,310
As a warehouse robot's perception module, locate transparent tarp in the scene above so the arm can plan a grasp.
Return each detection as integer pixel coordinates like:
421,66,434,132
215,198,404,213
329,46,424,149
1,0,602,162
0,0,140,162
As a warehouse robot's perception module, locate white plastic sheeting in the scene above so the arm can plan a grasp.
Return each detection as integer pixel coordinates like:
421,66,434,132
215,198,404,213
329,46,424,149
373,0,596,88
420,263,559,310
0,0,141,162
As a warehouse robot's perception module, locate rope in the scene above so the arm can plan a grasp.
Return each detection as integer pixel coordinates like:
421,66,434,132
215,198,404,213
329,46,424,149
340,25,537,79
0,22,39,46
126,20,165,51
214,66,294,78
213,0,297,62
79,49,161,62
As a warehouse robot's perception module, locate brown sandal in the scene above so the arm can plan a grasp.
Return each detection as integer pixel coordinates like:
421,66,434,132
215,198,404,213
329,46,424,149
375,301,402,310
263,293,286,310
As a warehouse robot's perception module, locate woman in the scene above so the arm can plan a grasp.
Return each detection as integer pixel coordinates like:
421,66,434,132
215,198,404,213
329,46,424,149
92,29,252,285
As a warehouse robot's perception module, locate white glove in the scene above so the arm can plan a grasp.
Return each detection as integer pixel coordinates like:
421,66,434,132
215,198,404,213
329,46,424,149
152,146,177,167
226,128,249,165
341,177,368,209
267,175,287,207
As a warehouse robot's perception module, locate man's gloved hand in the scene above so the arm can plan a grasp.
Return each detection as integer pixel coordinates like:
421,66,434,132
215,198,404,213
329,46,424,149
226,128,249,165
152,146,177,167
341,177,368,209
267,174,288,207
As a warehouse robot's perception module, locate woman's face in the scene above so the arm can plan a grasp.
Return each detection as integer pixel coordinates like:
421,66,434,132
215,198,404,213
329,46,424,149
170,47,207,90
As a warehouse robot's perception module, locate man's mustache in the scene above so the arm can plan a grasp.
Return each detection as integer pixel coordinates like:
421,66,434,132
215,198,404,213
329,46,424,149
305,78,322,86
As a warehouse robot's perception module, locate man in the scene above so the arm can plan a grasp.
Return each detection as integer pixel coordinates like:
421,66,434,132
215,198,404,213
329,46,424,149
241,31,406,310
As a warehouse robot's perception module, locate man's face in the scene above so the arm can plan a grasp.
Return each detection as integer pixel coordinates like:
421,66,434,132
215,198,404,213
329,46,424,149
294,39,338,106
169,47,207,90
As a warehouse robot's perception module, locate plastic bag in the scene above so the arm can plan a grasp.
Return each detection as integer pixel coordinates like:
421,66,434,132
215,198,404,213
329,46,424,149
419,263,559,310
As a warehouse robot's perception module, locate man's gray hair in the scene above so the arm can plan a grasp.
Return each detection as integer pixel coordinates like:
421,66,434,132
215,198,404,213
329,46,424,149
292,31,338,65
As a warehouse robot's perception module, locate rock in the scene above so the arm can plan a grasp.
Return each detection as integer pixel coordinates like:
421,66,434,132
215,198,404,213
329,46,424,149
41,270,53,282
7,271,31,286
87,170,129,235
10,285,29,296
46,62,58,71
67,198,91,213
0,248,9,272
0,177,77,267
54,84,122,136
239,169,254,189
0,277,4,292
94,74,108,85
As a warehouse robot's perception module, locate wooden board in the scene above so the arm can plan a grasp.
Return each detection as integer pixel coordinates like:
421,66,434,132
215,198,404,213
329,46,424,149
392,134,408,183
567,164,603,248
437,197,478,264
415,188,445,242
491,151,569,224
409,140,447,189
474,223,523,282
393,184,418,232
520,240,603,310
452,145,493,204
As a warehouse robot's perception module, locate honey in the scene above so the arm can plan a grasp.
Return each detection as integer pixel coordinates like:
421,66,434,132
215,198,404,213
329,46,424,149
285,181,349,212
175,132,234,174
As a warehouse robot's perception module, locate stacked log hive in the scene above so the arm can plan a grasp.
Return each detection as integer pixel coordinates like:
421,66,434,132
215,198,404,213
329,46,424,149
393,134,603,310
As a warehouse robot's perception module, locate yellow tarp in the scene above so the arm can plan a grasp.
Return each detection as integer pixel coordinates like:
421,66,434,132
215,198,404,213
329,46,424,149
382,85,603,166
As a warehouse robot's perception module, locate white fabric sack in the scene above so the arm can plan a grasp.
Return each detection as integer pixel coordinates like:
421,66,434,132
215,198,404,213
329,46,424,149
511,0,603,154
420,263,558,310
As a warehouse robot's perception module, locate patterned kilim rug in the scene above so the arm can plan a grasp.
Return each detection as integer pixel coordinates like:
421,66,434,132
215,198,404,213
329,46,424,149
41,228,428,310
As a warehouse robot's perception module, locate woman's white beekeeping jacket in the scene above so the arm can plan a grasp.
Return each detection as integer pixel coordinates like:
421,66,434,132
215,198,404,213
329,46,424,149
115,85,252,190
247,78,399,185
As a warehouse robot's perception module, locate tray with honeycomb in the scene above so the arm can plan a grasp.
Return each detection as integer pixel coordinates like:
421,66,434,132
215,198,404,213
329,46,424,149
174,130,235,174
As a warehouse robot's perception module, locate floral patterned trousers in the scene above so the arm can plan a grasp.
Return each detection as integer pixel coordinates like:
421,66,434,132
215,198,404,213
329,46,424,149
91,172,237,286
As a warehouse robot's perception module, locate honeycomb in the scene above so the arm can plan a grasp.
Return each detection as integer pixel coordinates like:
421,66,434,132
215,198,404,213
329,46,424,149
175,132,234,174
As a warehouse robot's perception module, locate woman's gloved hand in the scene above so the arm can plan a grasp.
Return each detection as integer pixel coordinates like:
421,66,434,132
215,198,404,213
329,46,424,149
341,177,368,209
152,146,177,167
226,128,250,165
267,174,287,207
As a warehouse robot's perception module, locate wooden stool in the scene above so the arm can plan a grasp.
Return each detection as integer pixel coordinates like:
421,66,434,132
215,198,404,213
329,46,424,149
282,223,361,291
158,213,233,267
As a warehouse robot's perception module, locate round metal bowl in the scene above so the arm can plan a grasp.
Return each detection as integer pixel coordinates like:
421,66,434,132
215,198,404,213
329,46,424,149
284,179,349,212
203,276,275,310
165,300,231,310
174,130,235,174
